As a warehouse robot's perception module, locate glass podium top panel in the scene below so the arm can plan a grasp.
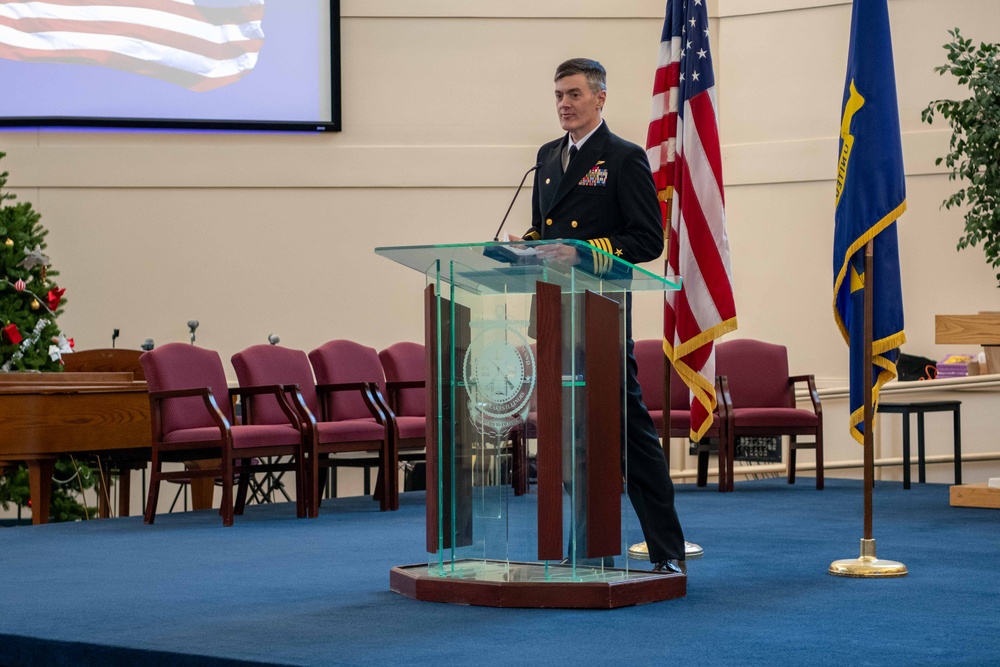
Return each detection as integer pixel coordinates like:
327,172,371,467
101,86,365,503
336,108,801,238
375,240,682,296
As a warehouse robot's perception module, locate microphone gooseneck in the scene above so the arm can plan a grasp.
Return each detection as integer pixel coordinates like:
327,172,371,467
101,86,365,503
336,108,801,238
493,162,542,242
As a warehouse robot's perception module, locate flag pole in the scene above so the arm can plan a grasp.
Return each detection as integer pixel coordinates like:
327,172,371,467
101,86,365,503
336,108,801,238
628,192,703,562
663,199,703,561
829,239,906,577
662,193,673,467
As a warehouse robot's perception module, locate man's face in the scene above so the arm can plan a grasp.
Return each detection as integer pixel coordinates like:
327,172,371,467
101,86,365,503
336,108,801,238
554,73,605,140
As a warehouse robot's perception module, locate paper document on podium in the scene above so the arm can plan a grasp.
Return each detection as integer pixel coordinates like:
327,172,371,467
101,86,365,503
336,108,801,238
483,233,543,265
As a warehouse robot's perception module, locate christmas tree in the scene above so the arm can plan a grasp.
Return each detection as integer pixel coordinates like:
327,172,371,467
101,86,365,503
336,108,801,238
0,151,68,369
0,150,96,522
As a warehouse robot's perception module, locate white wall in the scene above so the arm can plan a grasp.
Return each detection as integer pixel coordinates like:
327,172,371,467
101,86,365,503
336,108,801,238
3,0,999,514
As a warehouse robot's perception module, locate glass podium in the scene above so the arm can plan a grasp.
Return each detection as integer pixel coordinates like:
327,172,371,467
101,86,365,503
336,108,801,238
378,240,686,608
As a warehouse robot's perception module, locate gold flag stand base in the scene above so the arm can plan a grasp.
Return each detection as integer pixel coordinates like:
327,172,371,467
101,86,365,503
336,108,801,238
828,538,908,578
628,541,704,561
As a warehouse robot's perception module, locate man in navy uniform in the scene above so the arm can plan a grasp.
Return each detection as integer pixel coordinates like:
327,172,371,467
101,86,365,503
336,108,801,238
515,58,685,574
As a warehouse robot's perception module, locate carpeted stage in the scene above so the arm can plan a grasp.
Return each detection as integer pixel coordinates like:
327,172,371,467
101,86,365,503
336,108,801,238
1,477,998,666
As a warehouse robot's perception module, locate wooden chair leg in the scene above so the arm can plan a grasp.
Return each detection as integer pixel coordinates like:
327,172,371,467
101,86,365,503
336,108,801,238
144,455,161,524
696,449,709,487
788,436,797,485
717,441,729,493
725,431,735,492
295,451,307,518
235,459,251,515
221,452,235,527
374,467,386,508
310,451,322,518
815,431,824,490
388,436,400,511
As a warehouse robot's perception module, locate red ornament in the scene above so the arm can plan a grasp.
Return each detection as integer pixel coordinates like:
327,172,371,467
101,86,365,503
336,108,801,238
2,323,22,345
46,287,66,311
14,279,25,292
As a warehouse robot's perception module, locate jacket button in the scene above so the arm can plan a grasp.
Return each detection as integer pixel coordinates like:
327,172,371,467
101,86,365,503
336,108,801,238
571,220,578,228
545,178,551,185
546,218,553,226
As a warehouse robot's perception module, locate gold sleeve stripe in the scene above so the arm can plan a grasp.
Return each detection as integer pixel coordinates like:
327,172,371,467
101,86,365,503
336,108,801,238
588,238,613,274
524,230,541,241
600,238,613,273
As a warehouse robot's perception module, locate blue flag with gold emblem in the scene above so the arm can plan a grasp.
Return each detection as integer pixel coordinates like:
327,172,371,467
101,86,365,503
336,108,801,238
833,0,906,445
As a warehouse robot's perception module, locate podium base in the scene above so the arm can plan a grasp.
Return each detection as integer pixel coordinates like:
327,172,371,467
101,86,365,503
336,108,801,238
390,559,686,609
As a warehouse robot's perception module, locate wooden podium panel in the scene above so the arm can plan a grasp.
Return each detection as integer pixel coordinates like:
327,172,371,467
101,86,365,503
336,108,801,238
536,280,564,561
584,291,622,558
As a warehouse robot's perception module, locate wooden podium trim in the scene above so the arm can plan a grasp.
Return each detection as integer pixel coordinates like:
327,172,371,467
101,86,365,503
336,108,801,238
424,283,473,554
536,281,563,561
390,561,685,609
585,291,622,557
424,284,439,554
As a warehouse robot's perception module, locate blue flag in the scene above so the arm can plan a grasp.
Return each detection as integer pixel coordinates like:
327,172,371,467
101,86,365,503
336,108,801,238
833,0,906,445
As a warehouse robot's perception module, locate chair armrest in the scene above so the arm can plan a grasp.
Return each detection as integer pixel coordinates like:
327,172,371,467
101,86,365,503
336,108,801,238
315,381,395,426
715,375,733,423
384,380,424,414
385,380,424,391
147,386,230,441
280,384,318,432
230,383,306,428
149,387,214,401
789,374,822,415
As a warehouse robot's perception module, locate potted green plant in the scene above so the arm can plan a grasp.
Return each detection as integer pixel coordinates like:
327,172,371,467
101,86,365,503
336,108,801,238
921,28,1000,285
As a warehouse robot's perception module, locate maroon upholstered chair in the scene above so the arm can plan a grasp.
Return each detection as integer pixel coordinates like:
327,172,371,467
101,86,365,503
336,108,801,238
377,341,529,495
634,339,733,492
377,342,428,470
308,340,398,512
714,338,823,491
139,343,306,526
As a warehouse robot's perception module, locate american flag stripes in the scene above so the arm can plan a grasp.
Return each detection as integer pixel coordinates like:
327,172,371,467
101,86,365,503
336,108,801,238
0,0,265,91
646,0,737,441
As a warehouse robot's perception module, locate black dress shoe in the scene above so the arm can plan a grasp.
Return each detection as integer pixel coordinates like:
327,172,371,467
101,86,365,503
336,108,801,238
652,559,686,575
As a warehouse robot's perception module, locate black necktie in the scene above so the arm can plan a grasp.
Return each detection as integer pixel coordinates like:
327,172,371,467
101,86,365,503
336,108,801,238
565,144,578,173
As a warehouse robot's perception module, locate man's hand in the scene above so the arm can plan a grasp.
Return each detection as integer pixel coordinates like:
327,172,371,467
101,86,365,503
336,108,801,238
535,241,581,265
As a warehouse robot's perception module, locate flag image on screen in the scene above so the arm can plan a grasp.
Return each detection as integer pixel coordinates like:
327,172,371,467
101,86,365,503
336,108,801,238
0,0,265,92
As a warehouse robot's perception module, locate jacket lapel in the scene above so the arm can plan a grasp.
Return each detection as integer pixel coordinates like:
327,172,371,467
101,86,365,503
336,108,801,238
545,122,610,215
538,137,566,218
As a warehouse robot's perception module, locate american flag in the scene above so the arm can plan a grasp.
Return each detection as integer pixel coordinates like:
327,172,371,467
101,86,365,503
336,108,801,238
646,0,737,441
0,0,265,91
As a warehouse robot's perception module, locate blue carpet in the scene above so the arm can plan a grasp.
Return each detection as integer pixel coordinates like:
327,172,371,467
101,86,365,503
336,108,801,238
1,478,998,666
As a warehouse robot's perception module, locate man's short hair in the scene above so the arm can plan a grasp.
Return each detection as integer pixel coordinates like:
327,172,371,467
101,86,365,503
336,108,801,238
554,58,607,94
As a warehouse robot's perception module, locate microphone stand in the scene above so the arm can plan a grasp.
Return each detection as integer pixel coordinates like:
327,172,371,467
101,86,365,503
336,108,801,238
493,163,541,242
485,163,541,265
